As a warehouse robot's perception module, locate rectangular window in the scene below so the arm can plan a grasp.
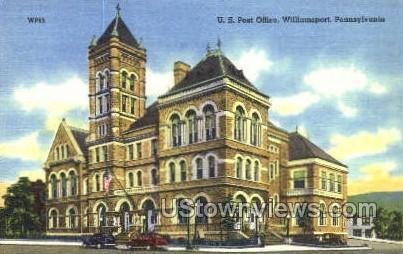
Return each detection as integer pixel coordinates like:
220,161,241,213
293,170,305,189
337,175,342,193
136,143,142,159
329,174,335,192
128,144,134,160
151,139,157,156
98,96,103,114
95,147,100,162
105,94,110,112
321,171,327,190
353,229,362,237
122,95,127,112
130,97,135,115
102,145,108,161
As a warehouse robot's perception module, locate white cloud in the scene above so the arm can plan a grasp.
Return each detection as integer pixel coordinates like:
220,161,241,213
0,131,47,161
328,127,401,161
14,76,87,130
296,124,308,138
303,67,368,97
270,92,320,116
369,82,387,94
337,101,358,118
233,48,273,83
272,66,386,117
146,68,173,99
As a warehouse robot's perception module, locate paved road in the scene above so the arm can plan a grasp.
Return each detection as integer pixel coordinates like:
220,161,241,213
0,240,402,254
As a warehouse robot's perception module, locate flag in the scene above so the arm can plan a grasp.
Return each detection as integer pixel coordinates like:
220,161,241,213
103,169,112,193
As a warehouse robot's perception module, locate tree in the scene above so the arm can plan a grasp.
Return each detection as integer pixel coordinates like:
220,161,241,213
2,177,44,237
372,207,390,239
387,211,403,240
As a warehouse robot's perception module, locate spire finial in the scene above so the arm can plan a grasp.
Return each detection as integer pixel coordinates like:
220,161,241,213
206,42,211,53
116,2,121,16
217,37,222,49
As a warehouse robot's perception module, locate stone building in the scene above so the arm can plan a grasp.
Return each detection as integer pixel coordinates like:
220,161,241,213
44,7,348,241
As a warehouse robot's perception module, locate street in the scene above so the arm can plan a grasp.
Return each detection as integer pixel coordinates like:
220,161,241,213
0,239,402,254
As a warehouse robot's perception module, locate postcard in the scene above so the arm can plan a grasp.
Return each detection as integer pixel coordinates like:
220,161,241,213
0,1,402,253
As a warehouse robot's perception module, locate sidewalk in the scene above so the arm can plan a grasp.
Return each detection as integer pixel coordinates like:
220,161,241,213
0,239,82,246
349,236,403,244
0,239,371,252
169,244,371,252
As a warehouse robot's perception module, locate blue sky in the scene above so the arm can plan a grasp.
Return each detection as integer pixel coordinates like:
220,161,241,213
0,0,402,195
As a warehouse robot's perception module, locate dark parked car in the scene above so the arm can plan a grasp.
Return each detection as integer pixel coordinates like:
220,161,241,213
127,232,168,249
82,233,116,248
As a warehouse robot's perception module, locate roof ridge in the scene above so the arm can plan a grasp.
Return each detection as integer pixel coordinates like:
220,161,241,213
68,125,89,133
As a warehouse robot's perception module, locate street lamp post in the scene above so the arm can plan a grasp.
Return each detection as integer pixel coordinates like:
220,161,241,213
286,214,291,244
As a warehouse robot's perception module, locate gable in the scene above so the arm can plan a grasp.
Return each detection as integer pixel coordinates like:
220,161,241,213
44,120,88,165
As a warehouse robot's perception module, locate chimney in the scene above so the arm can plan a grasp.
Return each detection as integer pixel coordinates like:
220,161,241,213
173,61,190,86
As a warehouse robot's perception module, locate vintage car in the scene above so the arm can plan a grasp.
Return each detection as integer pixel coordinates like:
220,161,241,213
82,233,116,248
127,232,169,249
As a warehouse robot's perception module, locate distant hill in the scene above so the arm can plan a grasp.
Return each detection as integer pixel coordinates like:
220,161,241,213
348,191,403,213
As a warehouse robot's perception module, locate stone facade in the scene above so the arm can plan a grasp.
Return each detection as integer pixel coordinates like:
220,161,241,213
44,10,348,241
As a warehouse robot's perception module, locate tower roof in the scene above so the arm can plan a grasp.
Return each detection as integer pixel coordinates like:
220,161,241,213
288,132,346,167
164,49,257,96
97,6,139,48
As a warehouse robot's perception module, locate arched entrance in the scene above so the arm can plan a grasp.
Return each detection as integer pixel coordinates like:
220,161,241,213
250,197,262,232
119,202,131,232
142,199,157,233
234,194,248,231
97,204,107,228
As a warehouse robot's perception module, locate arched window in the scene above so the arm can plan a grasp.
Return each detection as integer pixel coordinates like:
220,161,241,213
180,161,187,181
186,110,198,144
104,70,109,88
234,106,246,141
196,158,203,179
170,114,181,147
121,71,128,89
177,198,190,224
60,173,67,197
250,113,260,146
319,203,326,226
97,73,104,91
137,171,142,186
50,209,58,229
97,204,107,227
208,156,216,178
128,172,134,187
169,162,176,183
67,208,76,229
236,157,242,178
68,171,77,196
245,159,252,180
332,205,339,226
95,174,101,192
50,175,57,199
129,74,136,91
204,105,216,140
254,161,259,181
151,169,158,185
195,196,208,224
